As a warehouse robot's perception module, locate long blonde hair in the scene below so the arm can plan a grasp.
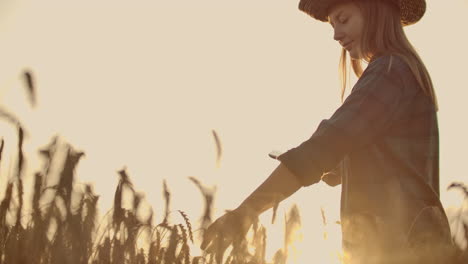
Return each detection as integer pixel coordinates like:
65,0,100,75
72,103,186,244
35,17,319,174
339,0,438,110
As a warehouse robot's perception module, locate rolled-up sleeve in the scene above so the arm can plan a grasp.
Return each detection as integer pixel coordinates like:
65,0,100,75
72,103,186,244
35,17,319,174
278,56,405,186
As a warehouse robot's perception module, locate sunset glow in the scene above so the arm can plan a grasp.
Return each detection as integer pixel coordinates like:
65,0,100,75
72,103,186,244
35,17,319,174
0,0,467,263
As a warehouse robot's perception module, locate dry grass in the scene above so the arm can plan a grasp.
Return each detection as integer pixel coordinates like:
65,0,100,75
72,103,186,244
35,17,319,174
0,136,465,264
0,118,309,264
0,70,466,263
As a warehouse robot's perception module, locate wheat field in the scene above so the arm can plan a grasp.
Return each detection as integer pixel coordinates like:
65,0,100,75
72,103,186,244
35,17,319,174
0,71,466,264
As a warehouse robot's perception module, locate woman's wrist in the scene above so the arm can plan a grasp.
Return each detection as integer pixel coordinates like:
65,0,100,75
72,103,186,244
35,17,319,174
235,203,259,220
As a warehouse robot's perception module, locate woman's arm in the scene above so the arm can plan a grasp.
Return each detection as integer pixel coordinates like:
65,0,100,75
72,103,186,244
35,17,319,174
275,55,406,187
236,163,302,216
201,163,302,251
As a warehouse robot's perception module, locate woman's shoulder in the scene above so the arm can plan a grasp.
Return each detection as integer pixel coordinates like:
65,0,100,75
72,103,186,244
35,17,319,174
354,54,416,94
361,54,417,87
360,54,428,100
367,54,410,74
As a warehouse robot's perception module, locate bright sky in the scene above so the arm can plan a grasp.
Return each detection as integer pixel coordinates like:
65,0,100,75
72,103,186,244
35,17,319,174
0,0,467,260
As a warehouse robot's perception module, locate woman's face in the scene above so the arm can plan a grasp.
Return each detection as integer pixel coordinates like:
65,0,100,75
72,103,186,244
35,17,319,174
328,2,365,59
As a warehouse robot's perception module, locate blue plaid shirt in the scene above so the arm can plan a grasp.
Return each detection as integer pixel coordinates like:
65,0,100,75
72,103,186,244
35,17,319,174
277,55,453,260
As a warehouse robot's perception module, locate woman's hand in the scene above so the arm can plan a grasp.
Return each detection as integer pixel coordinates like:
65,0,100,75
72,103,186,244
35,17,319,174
200,206,256,254
321,172,342,187
200,164,301,255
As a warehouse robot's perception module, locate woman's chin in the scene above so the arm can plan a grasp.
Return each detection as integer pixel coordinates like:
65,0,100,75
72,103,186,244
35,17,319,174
348,50,360,60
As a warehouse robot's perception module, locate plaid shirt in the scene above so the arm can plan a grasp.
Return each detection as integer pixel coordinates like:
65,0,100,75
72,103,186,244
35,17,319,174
277,55,453,261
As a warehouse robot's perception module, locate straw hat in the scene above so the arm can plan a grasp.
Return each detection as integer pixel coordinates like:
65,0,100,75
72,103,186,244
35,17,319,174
299,0,426,26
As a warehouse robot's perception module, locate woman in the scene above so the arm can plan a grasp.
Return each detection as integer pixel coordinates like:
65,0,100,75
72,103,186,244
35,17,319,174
201,0,455,263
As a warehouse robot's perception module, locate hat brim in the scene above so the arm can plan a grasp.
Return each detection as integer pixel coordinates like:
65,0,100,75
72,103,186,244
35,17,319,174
299,0,426,26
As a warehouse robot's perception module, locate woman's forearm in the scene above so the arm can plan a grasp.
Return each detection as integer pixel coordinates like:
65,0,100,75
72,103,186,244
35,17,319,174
237,163,302,216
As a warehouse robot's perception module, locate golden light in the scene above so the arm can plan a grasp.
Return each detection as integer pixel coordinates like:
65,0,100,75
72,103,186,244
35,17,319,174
0,0,466,263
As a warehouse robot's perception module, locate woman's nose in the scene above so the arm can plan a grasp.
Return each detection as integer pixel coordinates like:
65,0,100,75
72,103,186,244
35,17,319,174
334,28,344,42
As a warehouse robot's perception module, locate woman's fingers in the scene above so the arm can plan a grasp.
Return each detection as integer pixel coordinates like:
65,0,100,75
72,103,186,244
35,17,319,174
200,209,253,252
201,222,218,250
201,214,228,250
204,234,232,255
201,212,237,251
